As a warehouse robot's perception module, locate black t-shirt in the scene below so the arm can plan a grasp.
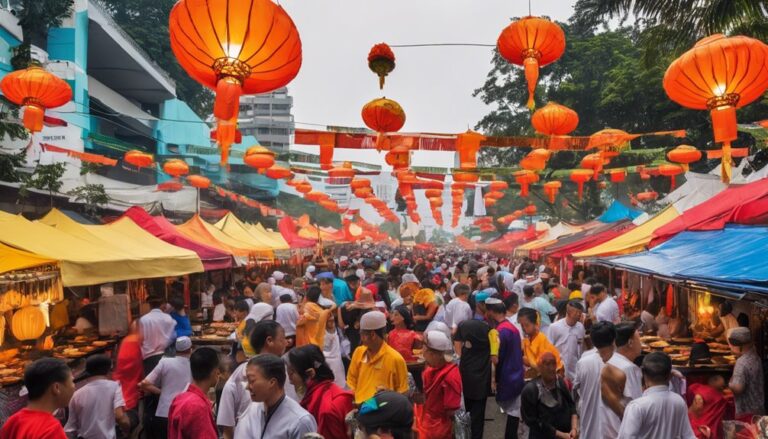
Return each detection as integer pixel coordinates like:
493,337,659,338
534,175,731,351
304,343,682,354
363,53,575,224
454,319,491,400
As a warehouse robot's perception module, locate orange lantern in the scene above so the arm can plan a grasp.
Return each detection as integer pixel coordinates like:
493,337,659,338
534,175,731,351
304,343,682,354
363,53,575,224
186,175,211,189
488,180,509,191
485,191,504,200
317,132,335,171
350,178,371,190
497,214,515,225
368,43,395,89
169,0,301,121
484,198,497,208
305,191,327,202
157,180,184,192
570,169,594,201
453,170,479,183
355,187,374,199
636,191,659,202
385,145,411,170
0,65,72,133
456,130,486,170
667,145,702,172
531,102,578,150
497,17,566,109
524,204,537,216
664,35,768,183
580,153,605,180
428,197,443,208
609,169,626,183
296,181,313,194
124,150,154,169
320,200,338,211
361,97,406,150
328,162,355,179
514,170,539,197
163,159,189,178
214,116,239,168
543,181,561,203
265,165,293,180
658,164,684,190
425,189,442,199
587,128,636,151
244,146,276,170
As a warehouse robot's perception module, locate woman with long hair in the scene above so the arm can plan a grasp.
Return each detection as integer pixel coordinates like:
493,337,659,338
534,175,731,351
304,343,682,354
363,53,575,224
388,306,423,363
286,345,354,439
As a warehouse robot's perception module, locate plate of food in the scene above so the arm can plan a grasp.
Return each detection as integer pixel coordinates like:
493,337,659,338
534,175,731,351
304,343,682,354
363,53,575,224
650,341,670,348
92,340,109,347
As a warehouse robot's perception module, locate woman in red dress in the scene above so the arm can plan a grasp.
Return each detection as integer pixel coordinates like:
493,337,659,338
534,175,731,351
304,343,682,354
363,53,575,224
387,305,423,362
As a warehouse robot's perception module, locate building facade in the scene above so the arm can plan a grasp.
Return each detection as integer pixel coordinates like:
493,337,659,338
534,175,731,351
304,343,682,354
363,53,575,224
238,87,294,154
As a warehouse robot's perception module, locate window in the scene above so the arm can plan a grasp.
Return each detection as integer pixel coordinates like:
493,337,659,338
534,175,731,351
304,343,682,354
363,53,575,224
272,104,290,111
257,127,270,135
271,128,288,136
256,104,270,110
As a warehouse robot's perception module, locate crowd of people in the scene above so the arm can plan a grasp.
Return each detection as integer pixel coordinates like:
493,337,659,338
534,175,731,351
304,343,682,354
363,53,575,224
0,247,765,439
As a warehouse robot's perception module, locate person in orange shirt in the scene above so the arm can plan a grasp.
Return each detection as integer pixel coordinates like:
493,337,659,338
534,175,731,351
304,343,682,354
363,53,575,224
296,286,334,348
518,307,563,375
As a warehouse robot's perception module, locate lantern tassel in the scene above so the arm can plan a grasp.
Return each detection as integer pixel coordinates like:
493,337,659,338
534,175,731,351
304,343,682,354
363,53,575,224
669,176,676,191
213,77,242,120
548,190,555,204
721,141,732,184
23,104,45,133
520,182,529,197
379,74,385,90
577,182,584,201
523,57,539,110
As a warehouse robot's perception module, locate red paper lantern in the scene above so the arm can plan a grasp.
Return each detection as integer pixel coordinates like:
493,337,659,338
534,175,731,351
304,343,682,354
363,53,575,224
157,180,184,192
350,178,371,190
0,65,72,133
296,181,313,194
456,130,485,170
658,164,685,190
664,35,768,182
667,145,702,172
425,189,442,199
497,17,566,109
486,191,505,200
361,97,406,150
543,181,561,203
385,145,410,170
609,169,626,183
368,43,395,89
186,175,211,189
453,170,479,183
124,150,154,169
244,146,276,170
531,102,578,135
514,170,539,197
169,0,301,120
580,153,607,180
328,162,355,179
524,204,537,216
637,191,659,202
163,159,189,178
488,180,509,191
570,169,594,201
305,191,327,202
265,165,293,180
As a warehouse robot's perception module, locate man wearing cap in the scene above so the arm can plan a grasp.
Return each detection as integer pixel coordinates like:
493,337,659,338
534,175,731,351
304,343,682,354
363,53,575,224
547,300,585,382
728,327,765,418
304,265,316,281
356,391,414,438
140,337,193,438
347,311,409,404
270,271,296,308
419,331,462,439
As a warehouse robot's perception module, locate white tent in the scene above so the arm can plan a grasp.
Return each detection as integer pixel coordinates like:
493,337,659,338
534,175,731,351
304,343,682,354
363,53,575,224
660,172,726,213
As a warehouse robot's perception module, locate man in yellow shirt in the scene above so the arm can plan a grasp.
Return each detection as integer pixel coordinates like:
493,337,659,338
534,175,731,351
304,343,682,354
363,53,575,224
518,307,563,374
347,310,409,404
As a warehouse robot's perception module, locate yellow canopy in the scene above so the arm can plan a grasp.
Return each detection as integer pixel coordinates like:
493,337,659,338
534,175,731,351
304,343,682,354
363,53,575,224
215,213,288,250
0,210,200,286
250,223,290,247
179,215,274,259
0,241,58,274
572,206,680,258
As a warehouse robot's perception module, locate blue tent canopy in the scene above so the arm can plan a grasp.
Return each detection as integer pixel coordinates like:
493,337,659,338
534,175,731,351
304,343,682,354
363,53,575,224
597,200,643,223
598,225,768,295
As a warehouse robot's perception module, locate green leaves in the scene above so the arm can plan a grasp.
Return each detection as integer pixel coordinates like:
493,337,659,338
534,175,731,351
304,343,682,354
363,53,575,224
67,183,110,217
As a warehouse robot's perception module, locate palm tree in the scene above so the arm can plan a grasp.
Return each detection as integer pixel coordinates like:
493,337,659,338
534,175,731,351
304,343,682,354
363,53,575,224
573,0,768,63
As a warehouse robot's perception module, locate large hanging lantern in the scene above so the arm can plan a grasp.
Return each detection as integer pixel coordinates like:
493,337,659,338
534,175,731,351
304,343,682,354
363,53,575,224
664,35,768,183
497,16,566,109
667,145,702,172
385,145,411,170
456,130,485,170
244,146,276,170
169,0,302,164
570,169,594,201
531,102,578,149
163,159,189,178
361,97,406,150
0,65,72,133
658,164,684,190
124,150,154,169
187,175,211,189
543,181,561,203
11,306,46,340
368,43,395,89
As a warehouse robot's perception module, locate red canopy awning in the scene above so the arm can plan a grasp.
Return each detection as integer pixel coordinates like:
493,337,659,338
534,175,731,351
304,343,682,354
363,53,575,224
651,178,768,247
122,207,234,271
278,216,317,249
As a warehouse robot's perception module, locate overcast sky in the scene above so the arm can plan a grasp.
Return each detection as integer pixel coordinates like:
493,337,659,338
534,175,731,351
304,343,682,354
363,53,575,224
281,0,576,166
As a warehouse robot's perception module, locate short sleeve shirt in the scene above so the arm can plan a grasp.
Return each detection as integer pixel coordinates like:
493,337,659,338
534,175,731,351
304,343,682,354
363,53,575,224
65,378,125,439
146,356,192,418
346,343,409,404
731,348,766,416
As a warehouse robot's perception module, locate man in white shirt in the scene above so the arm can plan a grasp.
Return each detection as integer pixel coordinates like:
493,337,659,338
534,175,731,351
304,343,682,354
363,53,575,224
275,294,299,346
573,321,616,439
548,300,585,382
590,283,620,323
602,322,643,439
139,296,177,438
618,352,696,439
234,354,317,439
140,337,193,438
270,271,297,307
217,320,288,439
445,284,473,335
65,355,130,439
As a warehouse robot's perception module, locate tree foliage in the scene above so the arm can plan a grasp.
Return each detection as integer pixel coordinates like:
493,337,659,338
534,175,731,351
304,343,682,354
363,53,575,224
17,0,74,49
97,0,214,118
68,183,109,217
23,162,66,207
